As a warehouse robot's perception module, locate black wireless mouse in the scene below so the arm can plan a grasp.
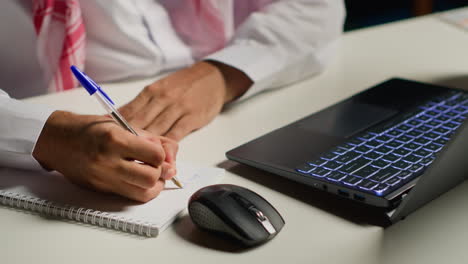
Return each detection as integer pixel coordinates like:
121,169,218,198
188,184,285,247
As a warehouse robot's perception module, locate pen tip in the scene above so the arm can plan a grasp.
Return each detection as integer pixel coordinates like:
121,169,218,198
173,178,184,189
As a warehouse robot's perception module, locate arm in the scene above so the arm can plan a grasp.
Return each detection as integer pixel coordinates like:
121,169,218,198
0,89,56,170
206,0,346,100
120,0,345,140
0,89,177,202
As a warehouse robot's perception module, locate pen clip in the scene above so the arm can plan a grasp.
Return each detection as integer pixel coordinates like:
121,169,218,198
81,73,115,105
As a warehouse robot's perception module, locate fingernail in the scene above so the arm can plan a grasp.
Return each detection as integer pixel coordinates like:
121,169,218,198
168,168,176,179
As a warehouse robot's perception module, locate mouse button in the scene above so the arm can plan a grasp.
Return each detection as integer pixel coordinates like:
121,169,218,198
247,207,277,235
189,202,245,241
221,200,271,239
237,190,285,232
253,201,285,230
198,199,269,243
229,192,254,209
229,193,277,235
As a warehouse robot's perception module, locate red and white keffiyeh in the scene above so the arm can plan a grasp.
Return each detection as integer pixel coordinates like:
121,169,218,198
33,0,86,92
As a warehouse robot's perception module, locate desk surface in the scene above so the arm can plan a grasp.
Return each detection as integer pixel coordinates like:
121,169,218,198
4,11,468,264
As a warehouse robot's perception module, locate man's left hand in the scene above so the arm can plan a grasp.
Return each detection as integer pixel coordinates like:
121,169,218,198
119,61,252,141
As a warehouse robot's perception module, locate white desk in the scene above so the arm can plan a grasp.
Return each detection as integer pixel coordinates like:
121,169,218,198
4,11,468,264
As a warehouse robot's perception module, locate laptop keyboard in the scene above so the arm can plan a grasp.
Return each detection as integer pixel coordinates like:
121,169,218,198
296,91,468,197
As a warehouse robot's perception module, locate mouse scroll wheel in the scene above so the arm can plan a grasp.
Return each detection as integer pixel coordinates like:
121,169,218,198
248,206,276,235
249,207,267,221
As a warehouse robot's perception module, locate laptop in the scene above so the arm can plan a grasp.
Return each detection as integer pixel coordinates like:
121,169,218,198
226,78,468,223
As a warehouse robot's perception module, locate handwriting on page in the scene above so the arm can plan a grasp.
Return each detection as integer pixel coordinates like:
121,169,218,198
164,172,203,190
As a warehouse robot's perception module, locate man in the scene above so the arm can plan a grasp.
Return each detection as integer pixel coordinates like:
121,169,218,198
0,0,345,202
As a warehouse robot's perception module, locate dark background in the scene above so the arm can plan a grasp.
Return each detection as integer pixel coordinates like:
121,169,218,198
345,0,467,31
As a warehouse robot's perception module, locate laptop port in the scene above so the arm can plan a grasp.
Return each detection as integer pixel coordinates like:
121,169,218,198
337,189,349,197
322,184,328,191
353,194,365,202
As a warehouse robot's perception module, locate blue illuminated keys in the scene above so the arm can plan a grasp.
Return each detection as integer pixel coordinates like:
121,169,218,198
340,157,371,174
363,151,382,160
294,91,467,197
408,163,424,173
385,177,401,186
402,154,422,164
321,152,339,160
417,125,432,132
382,153,400,162
323,161,342,170
307,158,327,166
407,120,422,127
354,145,372,153
403,142,421,151
375,135,392,142
296,164,315,173
413,137,431,145
327,171,346,181
369,167,399,182
424,143,443,152
407,130,423,138
443,122,459,129
420,156,436,166
395,135,413,143
335,151,361,163
396,170,413,180
387,140,404,148
393,148,411,156
342,176,362,186
386,129,403,137
365,140,383,148
434,137,448,145
396,124,412,131
310,167,331,177
433,127,450,135
371,159,390,168
393,160,412,170
374,184,389,195
357,179,378,190
375,145,393,154
353,165,379,178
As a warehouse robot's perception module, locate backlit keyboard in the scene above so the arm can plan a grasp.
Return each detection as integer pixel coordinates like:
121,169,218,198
296,91,468,196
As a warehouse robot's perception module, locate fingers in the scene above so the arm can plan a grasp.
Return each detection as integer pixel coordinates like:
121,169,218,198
165,115,200,141
130,98,166,129
113,178,166,203
119,90,151,121
119,160,162,189
146,106,183,136
161,136,178,163
134,131,178,164
161,161,177,181
120,134,166,167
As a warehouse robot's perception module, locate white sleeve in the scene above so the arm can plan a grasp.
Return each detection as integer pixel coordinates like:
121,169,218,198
205,0,346,100
0,89,56,171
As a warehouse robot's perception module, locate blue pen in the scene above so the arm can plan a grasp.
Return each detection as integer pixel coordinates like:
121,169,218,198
70,65,183,188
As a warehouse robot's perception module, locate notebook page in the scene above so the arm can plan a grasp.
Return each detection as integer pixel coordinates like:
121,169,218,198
0,163,224,230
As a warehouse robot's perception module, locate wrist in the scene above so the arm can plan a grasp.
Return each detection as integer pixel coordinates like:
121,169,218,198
32,111,109,171
32,111,73,170
204,60,253,103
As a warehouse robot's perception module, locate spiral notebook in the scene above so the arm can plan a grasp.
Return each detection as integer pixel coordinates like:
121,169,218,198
0,163,224,237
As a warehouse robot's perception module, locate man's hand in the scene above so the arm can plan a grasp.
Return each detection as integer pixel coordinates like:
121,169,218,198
32,111,178,202
119,61,252,141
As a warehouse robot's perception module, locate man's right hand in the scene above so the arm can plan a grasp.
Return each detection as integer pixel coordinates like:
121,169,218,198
32,111,178,202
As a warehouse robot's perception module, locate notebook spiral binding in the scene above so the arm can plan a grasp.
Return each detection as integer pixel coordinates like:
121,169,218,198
0,190,158,237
